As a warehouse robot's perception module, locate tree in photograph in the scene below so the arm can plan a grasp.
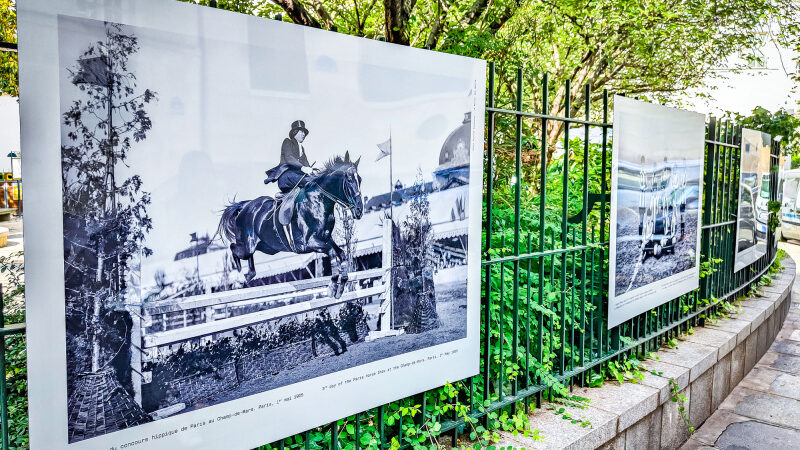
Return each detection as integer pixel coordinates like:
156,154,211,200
61,21,156,379
333,203,357,274
393,170,440,333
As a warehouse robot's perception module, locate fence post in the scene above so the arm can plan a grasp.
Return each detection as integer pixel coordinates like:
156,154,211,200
366,218,402,341
128,302,146,406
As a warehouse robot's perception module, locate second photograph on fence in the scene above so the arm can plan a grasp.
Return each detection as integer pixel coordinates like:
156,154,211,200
608,96,706,328
734,128,772,272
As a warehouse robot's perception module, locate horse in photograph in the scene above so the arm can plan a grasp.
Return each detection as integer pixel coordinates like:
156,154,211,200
218,152,364,297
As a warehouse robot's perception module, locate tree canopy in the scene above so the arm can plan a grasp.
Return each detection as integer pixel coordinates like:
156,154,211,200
734,106,800,168
0,0,16,97
2,1,799,162
179,0,799,160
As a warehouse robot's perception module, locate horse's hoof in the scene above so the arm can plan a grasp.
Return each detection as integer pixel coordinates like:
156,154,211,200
245,272,256,282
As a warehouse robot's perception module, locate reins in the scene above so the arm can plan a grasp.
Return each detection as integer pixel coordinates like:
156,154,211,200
308,170,359,212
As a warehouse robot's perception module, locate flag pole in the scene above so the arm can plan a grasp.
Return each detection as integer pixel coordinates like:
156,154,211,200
388,127,394,330
389,127,393,222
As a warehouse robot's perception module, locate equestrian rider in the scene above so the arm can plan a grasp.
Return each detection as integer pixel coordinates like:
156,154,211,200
265,120,315,225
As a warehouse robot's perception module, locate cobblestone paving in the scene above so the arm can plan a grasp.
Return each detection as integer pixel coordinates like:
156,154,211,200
67,369,151,443
680,241,800,449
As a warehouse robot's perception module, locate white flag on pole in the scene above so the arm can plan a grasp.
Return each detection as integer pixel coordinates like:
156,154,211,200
376,138,392,161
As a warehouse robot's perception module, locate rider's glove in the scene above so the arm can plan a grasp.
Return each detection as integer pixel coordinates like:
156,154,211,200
301,166,313,175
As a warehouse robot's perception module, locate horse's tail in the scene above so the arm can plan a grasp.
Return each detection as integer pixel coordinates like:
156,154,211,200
217,201,246,243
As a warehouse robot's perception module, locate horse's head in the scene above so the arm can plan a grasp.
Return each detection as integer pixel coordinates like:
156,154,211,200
318,151,364,219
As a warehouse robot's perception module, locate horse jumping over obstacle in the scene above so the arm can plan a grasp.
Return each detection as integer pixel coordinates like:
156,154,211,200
217,152,364,298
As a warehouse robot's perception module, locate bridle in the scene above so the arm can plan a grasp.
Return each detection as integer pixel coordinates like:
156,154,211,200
308,167,361,213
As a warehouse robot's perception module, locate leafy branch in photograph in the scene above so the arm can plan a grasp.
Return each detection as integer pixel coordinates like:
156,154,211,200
60,20,156,440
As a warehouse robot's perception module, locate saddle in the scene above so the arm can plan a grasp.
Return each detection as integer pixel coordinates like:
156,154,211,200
277,186,307,225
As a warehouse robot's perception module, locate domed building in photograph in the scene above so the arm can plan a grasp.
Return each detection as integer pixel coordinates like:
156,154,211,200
434,112,471,190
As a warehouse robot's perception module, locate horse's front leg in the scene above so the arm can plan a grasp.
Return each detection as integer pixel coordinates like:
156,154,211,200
326,245,345,299
245,256,256,283
230,244,242,272
330,242,348,298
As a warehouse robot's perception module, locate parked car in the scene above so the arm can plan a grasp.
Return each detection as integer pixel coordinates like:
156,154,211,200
779,169,800,241
755,175,770,240
638,191,686,259
738,184,757,251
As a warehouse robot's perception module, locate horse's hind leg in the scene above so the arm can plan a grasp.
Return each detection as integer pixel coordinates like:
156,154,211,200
326,245,349,299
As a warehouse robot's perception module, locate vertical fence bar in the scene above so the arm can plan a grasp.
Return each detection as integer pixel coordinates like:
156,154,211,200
525,235,533,395
600,90,609,353
498,238,506,401
0,286,6,450
483,62,496,411
559,79,570,375
511,67,524,400
580,84,590,374
536,73,548,406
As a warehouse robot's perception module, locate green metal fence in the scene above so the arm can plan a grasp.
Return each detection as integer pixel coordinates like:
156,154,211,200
0,63,781,449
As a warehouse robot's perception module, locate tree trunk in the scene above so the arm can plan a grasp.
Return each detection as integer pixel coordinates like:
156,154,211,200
384,0,415,45
272,0,322,28
91,250,103,372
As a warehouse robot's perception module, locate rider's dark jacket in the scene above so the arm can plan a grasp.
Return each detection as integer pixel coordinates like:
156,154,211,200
265,137,311,192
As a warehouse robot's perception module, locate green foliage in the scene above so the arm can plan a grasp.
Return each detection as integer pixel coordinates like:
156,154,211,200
586,354,647,388
547,404,591,428
669,378,694,435
0,0,16,97
699,257,722,280
733,107,800,168
773,1,800,86
768,200,782,232
256,382,537,449
0,251,26,450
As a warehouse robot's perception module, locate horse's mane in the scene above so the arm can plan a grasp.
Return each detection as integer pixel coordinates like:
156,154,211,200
321,152,358,174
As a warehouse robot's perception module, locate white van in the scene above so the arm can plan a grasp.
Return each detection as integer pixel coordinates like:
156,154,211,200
779,169,800,241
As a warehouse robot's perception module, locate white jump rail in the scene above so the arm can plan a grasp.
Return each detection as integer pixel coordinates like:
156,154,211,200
142,284,385,348
143,267,385,315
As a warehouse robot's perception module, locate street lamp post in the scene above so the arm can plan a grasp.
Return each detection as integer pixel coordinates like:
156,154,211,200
5,152,16,211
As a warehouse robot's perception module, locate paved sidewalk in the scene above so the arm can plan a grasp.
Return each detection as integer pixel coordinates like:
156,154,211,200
0,216,24,261
681,246,800,449
0,216,23,314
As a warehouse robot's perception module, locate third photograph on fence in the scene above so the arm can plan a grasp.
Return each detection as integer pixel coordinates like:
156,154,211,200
19,0,484,448
608,96,705,328
734,128,773,272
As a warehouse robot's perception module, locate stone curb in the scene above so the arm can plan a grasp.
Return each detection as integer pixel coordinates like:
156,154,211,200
498,255,795,450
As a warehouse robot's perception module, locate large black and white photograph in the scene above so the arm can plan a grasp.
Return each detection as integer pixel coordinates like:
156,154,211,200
19,1,484,448
734,128,772,272
608,97,705,328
